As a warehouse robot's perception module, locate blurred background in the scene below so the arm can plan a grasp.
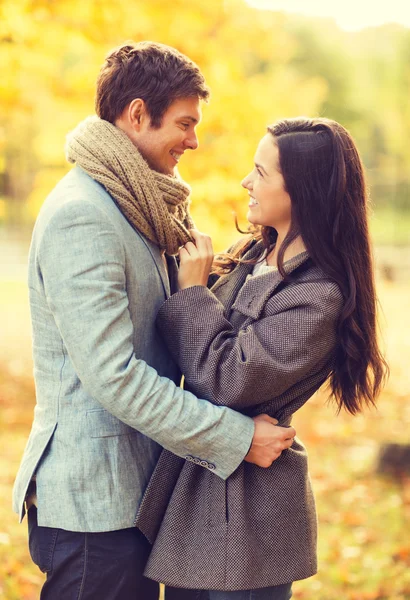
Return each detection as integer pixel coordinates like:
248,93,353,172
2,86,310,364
1,0,409,598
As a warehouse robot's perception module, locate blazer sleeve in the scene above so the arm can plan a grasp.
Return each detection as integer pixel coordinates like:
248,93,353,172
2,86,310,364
37,200,254,480
156,283,343,410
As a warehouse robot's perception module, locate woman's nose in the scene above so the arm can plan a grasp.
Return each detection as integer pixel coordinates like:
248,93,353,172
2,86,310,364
241,174,252,190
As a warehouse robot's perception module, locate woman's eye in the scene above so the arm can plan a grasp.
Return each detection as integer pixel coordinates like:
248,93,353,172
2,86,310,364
256,167,263,177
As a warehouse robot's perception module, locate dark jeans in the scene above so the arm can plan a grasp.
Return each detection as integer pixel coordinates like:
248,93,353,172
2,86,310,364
28,506,159,599
165,584,292,600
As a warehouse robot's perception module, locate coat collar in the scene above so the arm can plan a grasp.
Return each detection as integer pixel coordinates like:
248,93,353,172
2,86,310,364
212,240,311,320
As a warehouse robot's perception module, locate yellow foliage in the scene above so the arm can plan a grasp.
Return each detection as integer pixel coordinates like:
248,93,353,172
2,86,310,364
26,167,69,220
0,0,409,233
0,0,328,226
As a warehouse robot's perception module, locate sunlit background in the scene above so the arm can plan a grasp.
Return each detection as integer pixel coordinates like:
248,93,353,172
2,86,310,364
247,0,410,31
1,1,409,599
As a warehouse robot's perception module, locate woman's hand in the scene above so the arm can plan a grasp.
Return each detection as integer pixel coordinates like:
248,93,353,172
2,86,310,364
178,230,214,290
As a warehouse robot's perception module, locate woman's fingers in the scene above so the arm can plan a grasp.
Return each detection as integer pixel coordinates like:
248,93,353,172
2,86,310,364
178,246,188,259
181,241,198,257
180,231,213,261
177,231,214,290
189,229,214,256
189,229,211,244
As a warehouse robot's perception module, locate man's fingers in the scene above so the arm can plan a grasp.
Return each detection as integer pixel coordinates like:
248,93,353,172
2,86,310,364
247,417,296,468
281,426,296,440
253,414,279,426
258,457,276,468
254,415,296,439
286,426,296,439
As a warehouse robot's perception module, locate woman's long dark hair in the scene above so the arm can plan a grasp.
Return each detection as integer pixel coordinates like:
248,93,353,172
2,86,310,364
215,117,388,414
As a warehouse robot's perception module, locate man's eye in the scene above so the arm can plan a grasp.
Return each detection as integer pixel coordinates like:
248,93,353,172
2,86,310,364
180,123,190,130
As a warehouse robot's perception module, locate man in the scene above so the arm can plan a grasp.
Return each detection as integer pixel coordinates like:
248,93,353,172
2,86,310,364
13,42,295,599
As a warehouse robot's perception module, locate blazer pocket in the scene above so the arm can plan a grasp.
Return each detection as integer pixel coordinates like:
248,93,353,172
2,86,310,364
86,408,134,438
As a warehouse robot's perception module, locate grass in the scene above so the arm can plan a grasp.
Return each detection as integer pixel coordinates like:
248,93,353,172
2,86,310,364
0,277,409,599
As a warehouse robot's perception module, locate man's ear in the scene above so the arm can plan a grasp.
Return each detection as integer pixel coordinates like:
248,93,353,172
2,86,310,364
128,98,148,132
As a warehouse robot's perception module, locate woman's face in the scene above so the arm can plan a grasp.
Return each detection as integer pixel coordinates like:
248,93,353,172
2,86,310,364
241,134,292,233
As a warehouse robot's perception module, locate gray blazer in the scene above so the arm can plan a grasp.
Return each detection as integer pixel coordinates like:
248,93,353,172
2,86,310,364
136,243,344,590
12,166,255,532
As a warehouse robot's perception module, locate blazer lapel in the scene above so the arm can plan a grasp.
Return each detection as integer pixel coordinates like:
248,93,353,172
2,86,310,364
138,236,171,298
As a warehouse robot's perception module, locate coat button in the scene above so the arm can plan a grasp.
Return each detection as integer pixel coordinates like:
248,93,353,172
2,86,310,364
185,455,194,462
200,460,208,467
208,463,216,470
193,457,201,465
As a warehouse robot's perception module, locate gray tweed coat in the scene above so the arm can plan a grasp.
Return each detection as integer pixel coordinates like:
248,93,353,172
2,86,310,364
136,241,344,590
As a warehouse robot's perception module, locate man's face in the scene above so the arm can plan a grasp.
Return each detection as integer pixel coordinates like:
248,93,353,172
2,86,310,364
135,97,202,175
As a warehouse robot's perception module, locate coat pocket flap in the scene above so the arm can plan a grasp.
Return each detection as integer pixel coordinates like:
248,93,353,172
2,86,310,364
86,408,134,438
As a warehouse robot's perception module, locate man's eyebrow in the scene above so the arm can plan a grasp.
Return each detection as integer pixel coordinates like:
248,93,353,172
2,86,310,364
178,115,199,124
255,162,268,175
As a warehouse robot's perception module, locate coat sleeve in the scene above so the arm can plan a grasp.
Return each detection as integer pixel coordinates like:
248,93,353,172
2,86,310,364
37,200,254,480
156,283,343,410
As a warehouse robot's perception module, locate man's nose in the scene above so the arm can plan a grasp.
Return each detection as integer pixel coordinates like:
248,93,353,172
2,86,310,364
185,130,199,150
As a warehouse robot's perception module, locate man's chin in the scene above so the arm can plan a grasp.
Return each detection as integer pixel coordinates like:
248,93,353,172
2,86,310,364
153,163,176,177
140,155,174,176
162,167,177,177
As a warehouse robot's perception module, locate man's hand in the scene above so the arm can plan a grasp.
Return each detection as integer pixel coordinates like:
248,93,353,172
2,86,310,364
245,414,296,467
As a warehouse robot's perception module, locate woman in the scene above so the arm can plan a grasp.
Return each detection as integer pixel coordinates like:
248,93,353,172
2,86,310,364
135,117,388,599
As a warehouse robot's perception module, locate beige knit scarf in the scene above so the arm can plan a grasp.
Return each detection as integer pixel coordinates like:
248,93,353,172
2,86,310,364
65,116,194,255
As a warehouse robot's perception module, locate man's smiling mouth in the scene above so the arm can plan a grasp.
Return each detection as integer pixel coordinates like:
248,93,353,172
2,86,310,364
170,151,183,162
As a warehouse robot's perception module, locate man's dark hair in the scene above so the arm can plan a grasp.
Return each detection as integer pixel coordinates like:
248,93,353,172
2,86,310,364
95,41,210,128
